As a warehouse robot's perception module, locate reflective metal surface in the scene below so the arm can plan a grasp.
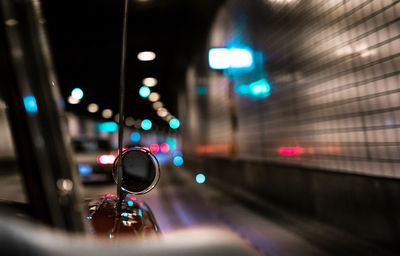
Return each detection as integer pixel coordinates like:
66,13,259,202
87,194,159,238
113,147,160,195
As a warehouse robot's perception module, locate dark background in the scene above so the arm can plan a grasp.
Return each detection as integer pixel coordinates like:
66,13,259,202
41,0,224,129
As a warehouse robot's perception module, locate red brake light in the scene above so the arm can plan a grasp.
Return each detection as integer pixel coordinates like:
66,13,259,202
150,144,159,154
160,143,170,153
97,154,116,165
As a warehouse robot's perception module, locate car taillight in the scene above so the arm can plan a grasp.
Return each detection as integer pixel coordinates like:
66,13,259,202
150,144,159,154
97,154,116,165
160,143,170,153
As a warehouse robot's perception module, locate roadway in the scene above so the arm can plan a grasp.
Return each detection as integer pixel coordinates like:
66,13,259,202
83,165,330,256
1,164,393,256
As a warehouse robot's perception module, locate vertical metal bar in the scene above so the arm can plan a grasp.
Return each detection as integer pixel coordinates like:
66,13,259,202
117,0,129,200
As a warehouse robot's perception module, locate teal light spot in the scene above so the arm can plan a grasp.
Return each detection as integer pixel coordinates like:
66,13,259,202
94,122,118,132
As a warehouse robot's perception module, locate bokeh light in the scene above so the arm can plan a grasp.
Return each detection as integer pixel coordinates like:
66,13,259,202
164,114,173,122
166,137,177,150
114,113,120,123
130,132,141,142
148,92,160,102
160,143,170,153
173,156,183,166
97,154,116,165
169,118,180,129
157,107,168,117
87,103,99,113
143,77,157,87
137,51,156,61
141,119,152,130
195,173,206,184
102,109,113,119
71,88,84,100
68,96,80,104
152,101,163,110
94,122,118,132
208,47,253,70
125,116,135,126
139,86,151,98
23,95,38,113
79,165,92,176
150,144,159,154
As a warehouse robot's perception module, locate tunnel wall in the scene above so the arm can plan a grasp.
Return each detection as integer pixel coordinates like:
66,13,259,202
184,155,400,249
182,0,400,249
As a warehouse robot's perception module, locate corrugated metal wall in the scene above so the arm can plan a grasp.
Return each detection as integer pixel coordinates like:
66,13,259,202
184,0,400,178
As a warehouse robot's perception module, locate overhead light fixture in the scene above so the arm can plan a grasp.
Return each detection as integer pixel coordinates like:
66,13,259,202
125,116,135,126
148,92,160,102
208,48,230,69
87,103,99,113
68,96,80,105
137,51,156,61
208,47,253,70
143,77,157,87
157,107,168,117
102,109,113,119
152,101,163,110
164,114,173,122
114,113,120,123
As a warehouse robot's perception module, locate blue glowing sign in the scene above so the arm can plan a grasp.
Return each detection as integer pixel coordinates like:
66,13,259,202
173,156,183,166
23,95,38,113
169,118,180,129
127,201,134,207
208,47,253,70
138,209,143,217
195,173,206,184
209,48,230,69
130,132,141,142
249,78,270,98
141,119,152,130
139,86,151,98
94,122,118,132
234,79,270,99
229,48,253,68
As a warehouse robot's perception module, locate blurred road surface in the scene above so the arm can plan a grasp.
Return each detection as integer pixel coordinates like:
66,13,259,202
82,165,330,256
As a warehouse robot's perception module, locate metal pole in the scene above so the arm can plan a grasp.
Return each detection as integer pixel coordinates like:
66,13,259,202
117,0,128,200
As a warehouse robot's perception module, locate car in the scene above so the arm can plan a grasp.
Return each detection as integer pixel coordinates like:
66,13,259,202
73,138,115,182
